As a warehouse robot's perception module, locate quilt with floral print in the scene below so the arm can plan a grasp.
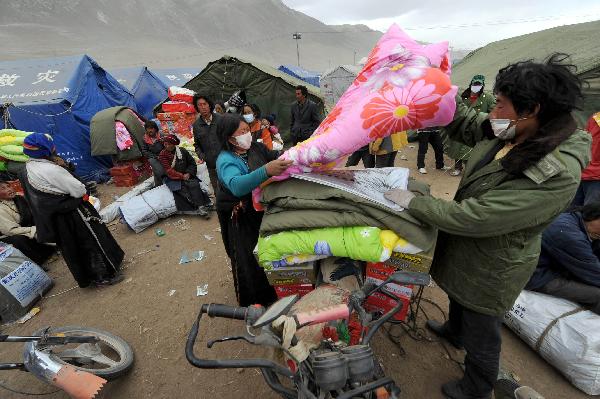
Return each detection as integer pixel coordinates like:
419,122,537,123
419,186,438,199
277,24,456,177
256,226,422,269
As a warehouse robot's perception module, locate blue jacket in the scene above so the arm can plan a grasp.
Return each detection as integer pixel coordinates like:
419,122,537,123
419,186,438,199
527,212,600,289
216,151,268,198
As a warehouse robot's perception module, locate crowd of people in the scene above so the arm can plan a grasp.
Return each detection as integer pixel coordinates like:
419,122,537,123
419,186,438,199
4,56,600,399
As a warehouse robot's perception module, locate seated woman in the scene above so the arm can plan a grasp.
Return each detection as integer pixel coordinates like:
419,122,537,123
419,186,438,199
527,201,600,314
216,114,292,306
141,120,164,186
0,181,55,265
158,134,211,216
20,133,124,287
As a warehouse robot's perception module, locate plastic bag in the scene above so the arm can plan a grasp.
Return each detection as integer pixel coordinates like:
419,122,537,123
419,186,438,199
120,184,177,233
196,162,213,197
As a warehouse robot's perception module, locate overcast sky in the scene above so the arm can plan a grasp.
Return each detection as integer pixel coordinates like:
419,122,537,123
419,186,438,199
282,0,600,49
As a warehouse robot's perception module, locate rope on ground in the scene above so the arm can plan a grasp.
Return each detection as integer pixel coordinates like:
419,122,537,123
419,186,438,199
43,285,78,299
0,381,60,396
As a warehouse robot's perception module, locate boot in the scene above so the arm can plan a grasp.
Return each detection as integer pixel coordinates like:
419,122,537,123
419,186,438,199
426,320,464,349
442,380,491,399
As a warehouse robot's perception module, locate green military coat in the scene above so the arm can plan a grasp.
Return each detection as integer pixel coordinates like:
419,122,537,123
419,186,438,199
407,106,591,316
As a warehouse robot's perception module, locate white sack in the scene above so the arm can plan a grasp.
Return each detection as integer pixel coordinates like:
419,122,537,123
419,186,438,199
119,184,177,233
99,177,154,223
504,290,600,395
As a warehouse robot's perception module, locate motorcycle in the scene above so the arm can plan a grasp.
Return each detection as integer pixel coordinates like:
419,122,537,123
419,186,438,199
186,269,431,398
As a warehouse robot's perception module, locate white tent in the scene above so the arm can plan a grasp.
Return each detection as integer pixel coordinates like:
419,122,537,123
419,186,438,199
319,65,362,106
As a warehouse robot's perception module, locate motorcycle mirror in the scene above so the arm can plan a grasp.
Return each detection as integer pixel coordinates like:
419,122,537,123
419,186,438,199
389,271,431,287
252,295,299,328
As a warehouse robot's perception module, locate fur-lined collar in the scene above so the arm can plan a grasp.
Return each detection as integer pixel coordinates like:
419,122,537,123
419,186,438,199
490,113,578,175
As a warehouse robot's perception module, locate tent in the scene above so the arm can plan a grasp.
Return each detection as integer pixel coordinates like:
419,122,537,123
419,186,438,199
110,67,169,120
320,65,362,107
0,54,136,181
152,68,202,87
278,65,321,87
452,20,600,124
184,55,324,140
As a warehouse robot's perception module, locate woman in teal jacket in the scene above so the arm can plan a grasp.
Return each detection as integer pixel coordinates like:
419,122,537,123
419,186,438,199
215,114,292,306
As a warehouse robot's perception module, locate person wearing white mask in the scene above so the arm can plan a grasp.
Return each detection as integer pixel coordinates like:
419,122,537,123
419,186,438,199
446,74,496,176
384,54,590,399
215,114,292,306
241,103,263,142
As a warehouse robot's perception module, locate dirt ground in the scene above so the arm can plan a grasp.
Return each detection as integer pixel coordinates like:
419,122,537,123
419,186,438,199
0,145,591,399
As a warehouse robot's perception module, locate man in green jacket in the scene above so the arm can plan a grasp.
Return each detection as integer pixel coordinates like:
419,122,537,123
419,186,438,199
385,54,591,399
446,74,496,176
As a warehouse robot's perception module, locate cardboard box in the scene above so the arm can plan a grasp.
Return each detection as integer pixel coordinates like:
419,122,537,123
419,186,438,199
364,291,410,321
265,262,317,286
157,112,196,140
364,262,413,322
383,244,436,274
365,262,413,299
274,283,314,299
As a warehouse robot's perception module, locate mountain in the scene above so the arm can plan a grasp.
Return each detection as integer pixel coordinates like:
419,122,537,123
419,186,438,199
0,0,384,72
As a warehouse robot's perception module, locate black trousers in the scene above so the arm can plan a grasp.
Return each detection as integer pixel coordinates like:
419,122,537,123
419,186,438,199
445,299,502,397
346,147,397,169
537,277,600,314
417,130,444,169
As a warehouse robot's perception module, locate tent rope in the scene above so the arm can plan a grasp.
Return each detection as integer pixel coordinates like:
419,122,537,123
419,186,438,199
6,102,73,118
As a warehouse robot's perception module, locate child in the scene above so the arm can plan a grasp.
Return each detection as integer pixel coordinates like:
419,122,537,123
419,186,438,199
261,114,284,151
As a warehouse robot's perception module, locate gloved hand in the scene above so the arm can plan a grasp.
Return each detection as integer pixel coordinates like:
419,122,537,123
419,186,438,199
384,189,415,208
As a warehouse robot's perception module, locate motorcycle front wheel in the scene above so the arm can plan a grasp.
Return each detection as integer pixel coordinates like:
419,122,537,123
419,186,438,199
25,326,134,380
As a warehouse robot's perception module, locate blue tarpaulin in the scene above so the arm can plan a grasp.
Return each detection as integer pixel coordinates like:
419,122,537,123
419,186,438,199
110,67,169,120
151,68,201,87
0,54,136,182
277,65,321,87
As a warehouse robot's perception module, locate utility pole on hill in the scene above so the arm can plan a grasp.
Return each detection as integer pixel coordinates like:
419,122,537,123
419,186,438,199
292,32,302,67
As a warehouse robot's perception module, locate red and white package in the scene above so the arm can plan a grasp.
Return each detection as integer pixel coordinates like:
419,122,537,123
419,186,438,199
162,101,196,113
168,86,196,103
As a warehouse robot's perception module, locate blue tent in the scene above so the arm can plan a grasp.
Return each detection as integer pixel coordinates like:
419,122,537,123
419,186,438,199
278,65,321,87
110,67,168,120
151,68,201,87
0,54,136,181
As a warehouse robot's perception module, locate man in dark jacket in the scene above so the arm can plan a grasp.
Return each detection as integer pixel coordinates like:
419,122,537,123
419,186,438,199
290,85,322,146
526,203,600,314
192,94,222,194
142,121,165,186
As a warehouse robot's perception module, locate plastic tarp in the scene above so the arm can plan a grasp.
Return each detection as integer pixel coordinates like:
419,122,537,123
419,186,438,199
120,184,177,233
110,67,169,120
504,290,600,395
0,55,136,182
278,65,321,87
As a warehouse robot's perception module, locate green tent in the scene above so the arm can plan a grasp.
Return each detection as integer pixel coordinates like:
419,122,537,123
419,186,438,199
452,20,600,125
184,55,324,142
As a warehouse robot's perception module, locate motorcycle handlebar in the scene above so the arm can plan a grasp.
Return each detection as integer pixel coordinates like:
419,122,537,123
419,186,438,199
205,303,258,321
185,303,294,378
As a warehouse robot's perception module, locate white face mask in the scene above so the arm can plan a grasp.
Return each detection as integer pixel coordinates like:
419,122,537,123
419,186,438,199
489,118,527,141
233,132,252,150
243,114,255,124
470,84,482,93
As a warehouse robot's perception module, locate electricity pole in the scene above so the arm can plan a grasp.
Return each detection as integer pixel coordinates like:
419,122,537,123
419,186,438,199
292,32,302,67
353,50,357,65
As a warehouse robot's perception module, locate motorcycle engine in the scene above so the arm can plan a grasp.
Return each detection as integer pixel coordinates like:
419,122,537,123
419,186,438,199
309,345,375,392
